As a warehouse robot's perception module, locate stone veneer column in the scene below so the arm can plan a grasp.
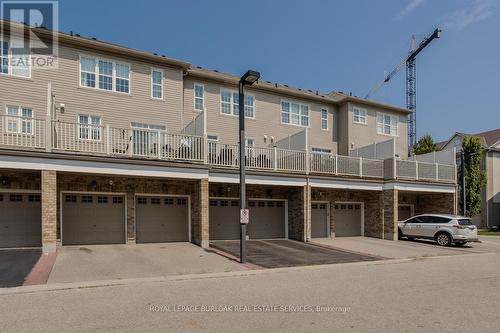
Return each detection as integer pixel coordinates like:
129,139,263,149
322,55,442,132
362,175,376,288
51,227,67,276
41,170,57,253
382,189,398,241
192,178,209,248
288,185,310,242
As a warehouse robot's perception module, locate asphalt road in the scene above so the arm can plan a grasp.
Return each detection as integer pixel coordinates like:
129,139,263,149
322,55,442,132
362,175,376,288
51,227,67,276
1,251,500,332
211,239,380,268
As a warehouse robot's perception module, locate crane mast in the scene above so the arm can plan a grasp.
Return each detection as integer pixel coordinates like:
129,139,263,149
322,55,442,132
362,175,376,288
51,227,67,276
365,28,442,148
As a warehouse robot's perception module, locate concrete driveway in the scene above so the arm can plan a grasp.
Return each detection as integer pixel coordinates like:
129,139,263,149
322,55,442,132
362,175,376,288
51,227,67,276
48,243,246,284
0,249,41,287
210,239,381,268
311,236,500,259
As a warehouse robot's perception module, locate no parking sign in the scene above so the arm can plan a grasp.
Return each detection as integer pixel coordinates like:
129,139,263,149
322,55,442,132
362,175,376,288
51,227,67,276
240,209,249,224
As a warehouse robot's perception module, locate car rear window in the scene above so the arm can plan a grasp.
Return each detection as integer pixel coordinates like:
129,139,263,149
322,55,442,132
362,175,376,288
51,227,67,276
458,219,473,226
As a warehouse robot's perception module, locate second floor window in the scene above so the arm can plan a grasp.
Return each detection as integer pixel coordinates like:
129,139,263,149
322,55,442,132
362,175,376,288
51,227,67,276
6,106,33,134
151,69,163,99
80,56,130,93
312,147,332,155
353,107,367,124
321,108,328,130
377,113,398,136
281,101,309,127
79,115,102,140
194,84,204,111
0,39,30,78
220,89,255,118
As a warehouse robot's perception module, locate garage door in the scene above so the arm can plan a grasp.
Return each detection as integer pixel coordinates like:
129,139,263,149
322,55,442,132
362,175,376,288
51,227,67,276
62,193,125,245
136,196,189,243
209,199,240,240
0,193,41,248
493,203,500,227
248,200,286,239
334,203,362,237
398,205,413,221
311,202,329,238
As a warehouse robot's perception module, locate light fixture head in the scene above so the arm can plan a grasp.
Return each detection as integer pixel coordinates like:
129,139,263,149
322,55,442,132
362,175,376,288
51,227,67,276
240,70,260,86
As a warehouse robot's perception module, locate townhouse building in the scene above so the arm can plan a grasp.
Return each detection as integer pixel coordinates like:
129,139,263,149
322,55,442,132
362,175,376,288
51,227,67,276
0,21,457,252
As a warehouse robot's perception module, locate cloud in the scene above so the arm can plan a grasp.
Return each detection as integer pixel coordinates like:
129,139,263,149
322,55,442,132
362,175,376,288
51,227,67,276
444,0,497,31
398,0,425,18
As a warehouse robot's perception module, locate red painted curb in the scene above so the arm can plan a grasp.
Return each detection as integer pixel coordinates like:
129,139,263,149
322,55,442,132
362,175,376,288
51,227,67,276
23,252,57,286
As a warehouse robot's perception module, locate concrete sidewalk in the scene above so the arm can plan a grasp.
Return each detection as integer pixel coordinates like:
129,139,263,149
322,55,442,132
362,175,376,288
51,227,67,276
310,236,500,259
48,243,246,284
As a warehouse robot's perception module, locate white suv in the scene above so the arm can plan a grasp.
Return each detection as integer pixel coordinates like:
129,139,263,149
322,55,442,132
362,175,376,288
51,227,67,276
398,214,478,247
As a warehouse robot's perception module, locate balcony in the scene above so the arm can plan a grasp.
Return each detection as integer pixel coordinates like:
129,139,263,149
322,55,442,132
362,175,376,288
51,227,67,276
0,116,456,183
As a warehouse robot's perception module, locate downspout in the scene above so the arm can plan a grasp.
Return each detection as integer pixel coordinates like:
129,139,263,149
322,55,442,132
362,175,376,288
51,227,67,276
180,69,188,133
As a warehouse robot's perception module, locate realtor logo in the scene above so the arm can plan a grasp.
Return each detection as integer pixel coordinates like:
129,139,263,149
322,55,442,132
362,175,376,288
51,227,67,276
1,0,59,70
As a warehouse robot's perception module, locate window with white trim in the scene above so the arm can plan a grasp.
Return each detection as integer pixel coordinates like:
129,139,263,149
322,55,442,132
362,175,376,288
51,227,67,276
0,39,30,78
311,147,331,155
220,89,254,117
80,56,130,93
6,106,33,134
245,138,254,147
207,134,219,141
78,115,102,140
353,107,367,124
377,113,398,136
194,83,204,111
151,69,163,99
321,108,328,130
207,134,219,156
281,101,309,127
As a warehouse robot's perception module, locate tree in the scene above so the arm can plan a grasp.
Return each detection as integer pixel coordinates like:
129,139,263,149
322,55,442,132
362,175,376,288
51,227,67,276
413,134,438,155
460,136,487,217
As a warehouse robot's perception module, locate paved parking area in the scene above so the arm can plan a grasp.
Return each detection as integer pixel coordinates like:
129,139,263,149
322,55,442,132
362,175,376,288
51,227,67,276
48,243,246,284
312,236,500,259
0,249,41,288
210,239,381,268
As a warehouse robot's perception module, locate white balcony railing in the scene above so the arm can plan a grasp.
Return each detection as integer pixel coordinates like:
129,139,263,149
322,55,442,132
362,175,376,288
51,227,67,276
0,115,47,150
0,117,456,183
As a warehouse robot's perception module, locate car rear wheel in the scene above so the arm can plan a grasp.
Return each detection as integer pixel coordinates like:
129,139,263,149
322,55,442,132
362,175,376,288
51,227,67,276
435,232,452,247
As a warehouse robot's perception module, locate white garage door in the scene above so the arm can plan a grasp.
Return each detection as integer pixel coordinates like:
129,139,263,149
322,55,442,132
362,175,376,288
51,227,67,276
248,200,286,239
135,196,189,243
334,203,362,237
209,199,240,240
0,193,41,248
62,193,126,245
311,202,329,238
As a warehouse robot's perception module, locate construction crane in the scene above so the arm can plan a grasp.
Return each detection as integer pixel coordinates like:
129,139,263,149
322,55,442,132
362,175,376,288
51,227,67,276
365,28,442,148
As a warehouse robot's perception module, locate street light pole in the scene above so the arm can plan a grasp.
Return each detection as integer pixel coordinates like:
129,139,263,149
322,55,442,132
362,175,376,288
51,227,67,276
238,70,260,264
238,80,247,263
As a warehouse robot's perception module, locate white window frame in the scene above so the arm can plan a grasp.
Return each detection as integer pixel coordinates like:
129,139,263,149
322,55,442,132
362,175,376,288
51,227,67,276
151,68,164,100
79,54,130,94
5,106,33,134
78,114,102,141
321,108,329,131
194,83,204,111
280,99,310,127
376,112,399,137
219,88,255,118
245,138,255,147
0,38,31,78
352,107,367,125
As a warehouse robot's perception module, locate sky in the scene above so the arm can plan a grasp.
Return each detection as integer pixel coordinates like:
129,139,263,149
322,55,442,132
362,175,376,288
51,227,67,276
57,0,499,142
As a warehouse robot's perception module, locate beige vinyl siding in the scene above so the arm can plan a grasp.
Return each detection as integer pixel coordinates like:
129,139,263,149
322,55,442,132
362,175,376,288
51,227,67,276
347,102,408,157
0,44,184,133
337,103,350,155
183,77,338,151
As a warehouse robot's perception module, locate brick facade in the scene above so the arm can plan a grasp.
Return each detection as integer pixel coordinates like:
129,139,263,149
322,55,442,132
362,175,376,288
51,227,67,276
382,189,398,240
57,173,198,243
399,191,457,216
41,170,57,253
208,183,308,241
192,178,209,248
311,189,383,239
